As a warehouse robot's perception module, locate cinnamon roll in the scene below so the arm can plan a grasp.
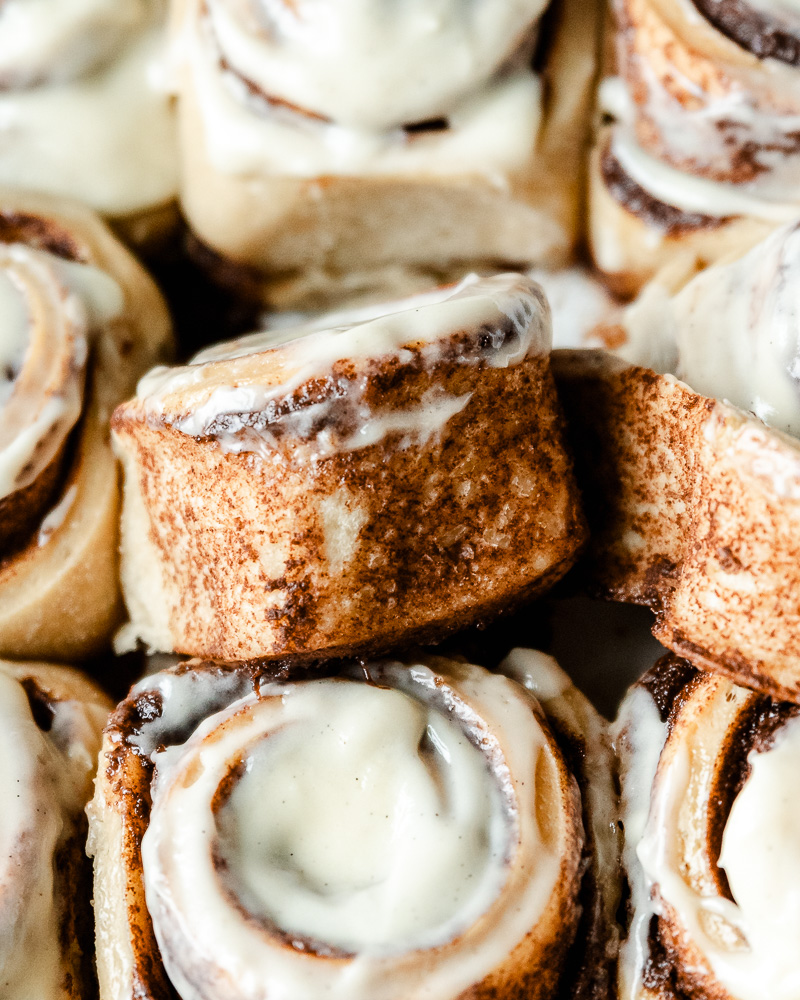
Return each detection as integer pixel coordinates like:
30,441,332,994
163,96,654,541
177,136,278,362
0,658,111,1000
0,189,171,661
616,655,800,1000
88,650,619,1000
589,0,800,294
553,220,800,702
170,0,601,308
113,273,586,662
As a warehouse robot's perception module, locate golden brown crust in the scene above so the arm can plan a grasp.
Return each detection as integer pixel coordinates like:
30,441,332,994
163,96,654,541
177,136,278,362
0,189,172,661
113,345,586,662
553,348,800,703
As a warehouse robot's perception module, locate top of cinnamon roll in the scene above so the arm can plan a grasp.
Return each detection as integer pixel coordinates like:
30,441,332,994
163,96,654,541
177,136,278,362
134,272,549,461
175,0,547,178
0,0,177,218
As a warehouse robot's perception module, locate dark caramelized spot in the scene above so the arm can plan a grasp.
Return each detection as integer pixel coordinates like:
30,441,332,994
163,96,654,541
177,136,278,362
404,117,449,135
692,0,800,65
20,677,55,732
638,655,698,724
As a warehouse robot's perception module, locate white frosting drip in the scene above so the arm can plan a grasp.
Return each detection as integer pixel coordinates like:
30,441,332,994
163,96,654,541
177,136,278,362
0,243,123,501
620,220,800,438
136,273,549,461
0,0,177,216
613,684,670,1000
0,664,106,1000
138,659,571,1000
179,0,543,179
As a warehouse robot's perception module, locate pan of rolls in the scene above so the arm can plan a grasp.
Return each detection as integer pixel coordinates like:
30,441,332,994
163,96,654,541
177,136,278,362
4,1,800,998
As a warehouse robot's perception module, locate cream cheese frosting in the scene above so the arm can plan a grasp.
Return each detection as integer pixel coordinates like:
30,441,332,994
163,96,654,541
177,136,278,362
619,220,800,438
135,273,549,462
0,243,123,503
176,0,545,179
158,681,509,955
0,0,177,216
137,658,579,1000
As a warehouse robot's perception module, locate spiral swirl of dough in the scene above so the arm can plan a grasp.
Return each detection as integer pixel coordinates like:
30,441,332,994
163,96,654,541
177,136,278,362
616,658,800,1000
137,658,584,1000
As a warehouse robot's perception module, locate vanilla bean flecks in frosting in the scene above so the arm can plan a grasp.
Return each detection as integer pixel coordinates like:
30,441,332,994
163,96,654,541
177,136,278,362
137,273,549,463
0,664,107,1000
180,0,545,177
619,220,800,437
0,0,177,216
125,657,582,1000
148,682,510,957
0,242,123,503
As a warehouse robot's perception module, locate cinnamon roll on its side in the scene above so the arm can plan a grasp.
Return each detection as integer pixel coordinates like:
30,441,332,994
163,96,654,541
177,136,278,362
88,651,620,1000
172,0,601,308
113,273,586,662
0,190,171,661
589,0,800,294
0,0,178,246
553,220,800,702
616,656,800,1000
0,659,111,1000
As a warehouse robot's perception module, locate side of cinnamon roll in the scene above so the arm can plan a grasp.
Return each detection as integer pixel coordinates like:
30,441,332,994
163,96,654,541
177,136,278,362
171,0,601,308
0,0,178,243
0,658,111,1000
590,0,800,294
615,655,800,1000
0,189,172,661
113,273,586,662
553,220,800,702
88,650,619,1000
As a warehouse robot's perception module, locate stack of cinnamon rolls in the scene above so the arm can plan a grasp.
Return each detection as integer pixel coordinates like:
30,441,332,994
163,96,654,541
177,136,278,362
3,0,800,998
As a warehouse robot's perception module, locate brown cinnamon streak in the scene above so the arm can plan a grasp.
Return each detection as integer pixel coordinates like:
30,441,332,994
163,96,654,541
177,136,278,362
692,0,800,66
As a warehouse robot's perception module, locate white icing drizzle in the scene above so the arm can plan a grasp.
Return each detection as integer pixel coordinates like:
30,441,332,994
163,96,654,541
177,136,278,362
177,0,544,179
136,273,549,462
620,220,800,438
613,684,670,1000
0,243,123,501
0,0,177,216
0,664,106,1000
37,483,78,546
138,659,573,1000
